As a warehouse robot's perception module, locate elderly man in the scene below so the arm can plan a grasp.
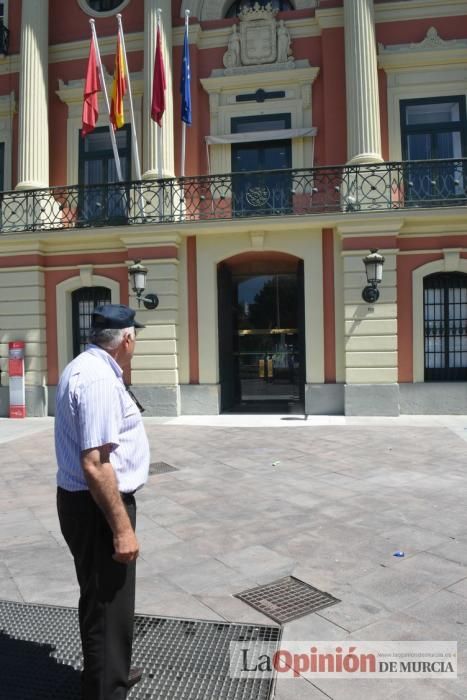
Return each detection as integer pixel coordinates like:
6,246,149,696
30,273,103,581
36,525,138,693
55,304,150,700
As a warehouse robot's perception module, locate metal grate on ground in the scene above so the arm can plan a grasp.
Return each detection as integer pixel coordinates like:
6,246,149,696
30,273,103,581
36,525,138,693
235,576,340,625
0,600,280,700
148,461,178,475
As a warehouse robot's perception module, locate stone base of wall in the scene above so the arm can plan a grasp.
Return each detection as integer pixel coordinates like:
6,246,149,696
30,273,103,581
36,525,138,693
345,383,400,416
9,381,467,418
400,382,467,414
180,384,221,415
305,383,344,415
132,385,181,417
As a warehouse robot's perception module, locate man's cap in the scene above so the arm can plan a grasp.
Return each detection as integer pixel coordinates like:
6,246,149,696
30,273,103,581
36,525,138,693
91,304,145,330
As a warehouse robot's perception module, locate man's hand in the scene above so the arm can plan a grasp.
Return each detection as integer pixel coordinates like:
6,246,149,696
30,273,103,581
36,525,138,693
113,527,139,564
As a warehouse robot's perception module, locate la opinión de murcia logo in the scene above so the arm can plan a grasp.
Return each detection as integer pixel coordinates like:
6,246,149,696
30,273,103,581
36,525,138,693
229,641,457,679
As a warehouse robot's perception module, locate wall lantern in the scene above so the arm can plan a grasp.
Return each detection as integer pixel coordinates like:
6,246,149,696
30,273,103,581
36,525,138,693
362,249,385,303
127,260,159,310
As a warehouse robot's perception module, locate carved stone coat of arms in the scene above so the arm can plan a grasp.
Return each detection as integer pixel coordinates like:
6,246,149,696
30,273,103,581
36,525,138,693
223,3,294,71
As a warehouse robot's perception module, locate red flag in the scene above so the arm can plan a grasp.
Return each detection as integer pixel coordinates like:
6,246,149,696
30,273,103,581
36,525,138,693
151,24,166,126
82,38,100,137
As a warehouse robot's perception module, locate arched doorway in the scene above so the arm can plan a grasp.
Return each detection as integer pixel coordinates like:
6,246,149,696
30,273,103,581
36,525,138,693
218,251,305,412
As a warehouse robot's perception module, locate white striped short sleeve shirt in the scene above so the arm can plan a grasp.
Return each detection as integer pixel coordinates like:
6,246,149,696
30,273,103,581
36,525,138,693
55,345,150,493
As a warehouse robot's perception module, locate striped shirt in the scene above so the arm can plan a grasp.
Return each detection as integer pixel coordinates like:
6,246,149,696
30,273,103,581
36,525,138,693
55,344,150,493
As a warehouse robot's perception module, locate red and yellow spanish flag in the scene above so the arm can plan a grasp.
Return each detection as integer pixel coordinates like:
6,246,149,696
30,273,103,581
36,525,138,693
110,31,126,130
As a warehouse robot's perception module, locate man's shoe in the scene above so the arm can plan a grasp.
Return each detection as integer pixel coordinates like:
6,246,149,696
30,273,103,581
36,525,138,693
128,666,143,688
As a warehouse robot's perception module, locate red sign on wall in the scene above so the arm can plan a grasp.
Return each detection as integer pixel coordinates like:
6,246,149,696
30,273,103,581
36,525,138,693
8,341,26,418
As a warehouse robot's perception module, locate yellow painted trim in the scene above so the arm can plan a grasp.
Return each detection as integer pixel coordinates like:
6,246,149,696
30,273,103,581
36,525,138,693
177,238,190,385
334,229,345,383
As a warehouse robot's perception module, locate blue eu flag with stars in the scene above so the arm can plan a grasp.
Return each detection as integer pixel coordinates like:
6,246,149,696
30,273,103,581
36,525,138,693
181,23,192,125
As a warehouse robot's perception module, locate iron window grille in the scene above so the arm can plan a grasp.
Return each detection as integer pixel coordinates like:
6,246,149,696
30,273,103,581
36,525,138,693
424,272,467,381
72,287,111,357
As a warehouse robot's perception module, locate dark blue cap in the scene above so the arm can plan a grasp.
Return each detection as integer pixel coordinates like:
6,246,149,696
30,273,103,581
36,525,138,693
92,304,145,330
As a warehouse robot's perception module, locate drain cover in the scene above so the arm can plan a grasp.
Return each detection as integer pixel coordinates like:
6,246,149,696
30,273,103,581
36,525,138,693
149,461,178,475
235,576,340,624
0,600,280,699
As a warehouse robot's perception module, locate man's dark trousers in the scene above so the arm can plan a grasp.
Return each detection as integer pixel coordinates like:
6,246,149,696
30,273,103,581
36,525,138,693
57,488,136,700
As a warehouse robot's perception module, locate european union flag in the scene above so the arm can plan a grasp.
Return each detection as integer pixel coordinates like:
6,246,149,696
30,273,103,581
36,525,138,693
180,23,192,126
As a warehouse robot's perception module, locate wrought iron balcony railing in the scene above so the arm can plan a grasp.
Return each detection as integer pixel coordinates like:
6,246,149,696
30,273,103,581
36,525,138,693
1,158,466,233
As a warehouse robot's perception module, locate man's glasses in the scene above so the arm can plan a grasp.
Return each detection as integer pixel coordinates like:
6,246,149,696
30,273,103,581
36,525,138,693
126,386,145,414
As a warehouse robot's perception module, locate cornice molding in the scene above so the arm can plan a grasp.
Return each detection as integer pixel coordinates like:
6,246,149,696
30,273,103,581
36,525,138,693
56,71,144,105
379,26,467,71
201,65,320,93
375,0,467,23
173,17,320,49
316,0,467,30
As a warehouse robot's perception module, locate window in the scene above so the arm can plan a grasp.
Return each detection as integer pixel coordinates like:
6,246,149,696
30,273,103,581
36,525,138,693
226,0,293,17
77,0,130,17
231,114,292,216
401,97,466,161
401,97,467,203
72,287,111,357
424,273,467,381
78,125,131,225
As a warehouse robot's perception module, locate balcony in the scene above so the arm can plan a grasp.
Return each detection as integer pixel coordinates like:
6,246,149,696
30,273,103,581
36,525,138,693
1,159,465,234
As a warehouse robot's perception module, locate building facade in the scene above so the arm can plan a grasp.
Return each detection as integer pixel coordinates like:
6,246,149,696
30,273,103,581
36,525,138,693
0,0,466,416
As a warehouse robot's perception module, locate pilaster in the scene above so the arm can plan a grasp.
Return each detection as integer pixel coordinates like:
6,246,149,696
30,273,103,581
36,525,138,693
343,0,382,165
16,0,49,190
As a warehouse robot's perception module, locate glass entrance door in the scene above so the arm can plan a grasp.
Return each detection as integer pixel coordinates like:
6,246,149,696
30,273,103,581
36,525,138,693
232,271,303,407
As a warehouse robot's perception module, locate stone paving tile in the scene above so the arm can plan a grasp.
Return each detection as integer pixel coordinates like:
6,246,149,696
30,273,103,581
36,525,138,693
377,524,453,560
312,678,404,700
388,680,465,700
274,676,330,699
139,540,212,573
217,544,296,582
316,586,394,634
2,542,73,578
403,589,467,640
162,557,254,596
197,593,274,625
446,577,467,598
350,565,442,612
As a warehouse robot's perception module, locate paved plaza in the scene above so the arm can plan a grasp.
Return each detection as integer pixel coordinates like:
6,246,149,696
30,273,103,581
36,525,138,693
1,414,467,699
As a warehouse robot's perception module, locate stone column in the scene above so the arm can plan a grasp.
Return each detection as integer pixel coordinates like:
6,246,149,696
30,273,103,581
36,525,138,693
344,0,382,164
16,0,49,190
143,0,175,179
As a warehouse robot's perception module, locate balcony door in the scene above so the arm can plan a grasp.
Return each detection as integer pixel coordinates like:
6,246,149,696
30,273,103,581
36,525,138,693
78,125,131,225
231,114,292,216
401,97,467,203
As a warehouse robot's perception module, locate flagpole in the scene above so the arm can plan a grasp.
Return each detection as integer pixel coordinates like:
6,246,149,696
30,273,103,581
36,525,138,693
180,9,190,178
90,20,123,182
116,14,142,181
157,8,164,180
